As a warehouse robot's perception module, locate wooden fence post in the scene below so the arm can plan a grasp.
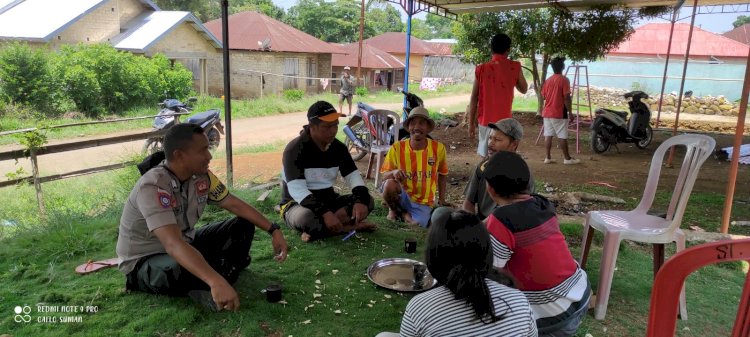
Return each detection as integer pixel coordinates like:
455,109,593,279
29,148,46,218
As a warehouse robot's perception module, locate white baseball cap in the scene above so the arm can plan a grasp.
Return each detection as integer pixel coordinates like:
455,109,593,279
344,66,351,70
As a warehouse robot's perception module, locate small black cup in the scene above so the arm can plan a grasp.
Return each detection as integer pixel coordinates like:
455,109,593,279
266,283,282,303
405,238,417,253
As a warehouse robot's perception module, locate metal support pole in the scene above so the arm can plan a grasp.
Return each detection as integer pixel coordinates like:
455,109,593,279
403,0,414,117
720,45,750,233
221,0,233,188
357,0,365,87
667,0,698,166
655,9,679,127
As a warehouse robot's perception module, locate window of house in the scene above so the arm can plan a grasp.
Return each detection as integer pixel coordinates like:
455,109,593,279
283,58,299,89
307,58,317,86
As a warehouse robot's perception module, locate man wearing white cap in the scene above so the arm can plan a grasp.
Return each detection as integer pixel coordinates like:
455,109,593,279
339,66,355,116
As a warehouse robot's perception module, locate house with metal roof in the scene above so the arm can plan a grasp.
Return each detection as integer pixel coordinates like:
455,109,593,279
608,23,749,64
580,23,750,100
332,43,405,92
723,23,750,46
0,0,221,94
362,32,437,83
204,11,344,98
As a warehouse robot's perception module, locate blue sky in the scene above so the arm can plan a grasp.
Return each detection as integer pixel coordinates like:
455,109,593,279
271,0,744,34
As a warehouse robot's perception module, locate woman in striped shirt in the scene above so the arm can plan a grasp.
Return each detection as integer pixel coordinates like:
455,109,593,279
378,208,537,337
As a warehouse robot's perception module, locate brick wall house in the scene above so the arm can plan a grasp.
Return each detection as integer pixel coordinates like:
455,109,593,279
205,11,342,99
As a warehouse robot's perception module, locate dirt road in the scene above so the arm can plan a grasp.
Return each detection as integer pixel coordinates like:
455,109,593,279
0,94,471,177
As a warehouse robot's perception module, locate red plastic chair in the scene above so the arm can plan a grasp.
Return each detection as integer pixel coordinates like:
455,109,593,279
646,238,750,337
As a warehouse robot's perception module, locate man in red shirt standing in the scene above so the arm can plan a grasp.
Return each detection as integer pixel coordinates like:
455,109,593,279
468,33,528,157
541,57,580,165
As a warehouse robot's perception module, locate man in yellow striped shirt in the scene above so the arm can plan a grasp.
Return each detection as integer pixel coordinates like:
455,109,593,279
380,107,449,227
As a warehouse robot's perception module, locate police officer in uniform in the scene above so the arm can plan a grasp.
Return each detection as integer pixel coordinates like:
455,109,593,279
116,123,288,312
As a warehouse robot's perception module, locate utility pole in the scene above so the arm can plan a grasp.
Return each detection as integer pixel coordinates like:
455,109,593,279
357,0,365,87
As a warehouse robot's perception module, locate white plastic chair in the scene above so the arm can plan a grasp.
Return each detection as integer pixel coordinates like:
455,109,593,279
579,134,716,320
364,109,400,187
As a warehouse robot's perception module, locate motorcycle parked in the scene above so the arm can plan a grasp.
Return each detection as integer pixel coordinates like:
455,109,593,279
142,97,225,154
590,90,653,154
342,88,424,161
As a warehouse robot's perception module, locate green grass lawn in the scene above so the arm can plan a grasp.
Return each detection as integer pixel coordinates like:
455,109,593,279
1,166,749,336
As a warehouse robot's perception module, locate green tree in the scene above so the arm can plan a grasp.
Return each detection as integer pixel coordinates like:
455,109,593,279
205,0,286,21
53,44,192,116
454,6,668,112
366,4,404,37
404,18,431,40
733,15,750,28
286,0,361,43
425,15,454,39
0,42,55,111
152,0,213,21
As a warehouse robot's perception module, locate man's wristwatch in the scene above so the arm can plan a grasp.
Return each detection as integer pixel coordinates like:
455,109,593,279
267,222,281,235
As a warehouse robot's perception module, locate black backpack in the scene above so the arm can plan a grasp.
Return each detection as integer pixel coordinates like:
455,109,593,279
137,151,166,176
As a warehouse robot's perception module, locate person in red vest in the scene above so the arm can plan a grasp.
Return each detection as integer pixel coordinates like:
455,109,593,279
483,151,590,336
467,33,528,158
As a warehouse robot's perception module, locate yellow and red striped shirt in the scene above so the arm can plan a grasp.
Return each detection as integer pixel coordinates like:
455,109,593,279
381,138,448,206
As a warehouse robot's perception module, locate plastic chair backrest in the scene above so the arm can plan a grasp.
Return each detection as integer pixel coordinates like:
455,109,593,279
368,109,401,148
646,238,750,337
635,134,715,228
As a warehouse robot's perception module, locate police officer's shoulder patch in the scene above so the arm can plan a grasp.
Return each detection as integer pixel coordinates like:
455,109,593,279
157,188,173,209
207,171,229,203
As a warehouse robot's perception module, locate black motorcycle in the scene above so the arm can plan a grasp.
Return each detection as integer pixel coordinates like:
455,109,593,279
590,90,653,154
143,97,224,154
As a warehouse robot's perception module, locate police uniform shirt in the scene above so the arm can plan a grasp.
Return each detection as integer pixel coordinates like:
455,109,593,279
116,165,229,274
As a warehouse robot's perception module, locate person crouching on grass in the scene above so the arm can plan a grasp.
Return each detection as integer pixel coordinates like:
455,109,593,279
380,107,450,228
462,118,535,220
483,151,590,336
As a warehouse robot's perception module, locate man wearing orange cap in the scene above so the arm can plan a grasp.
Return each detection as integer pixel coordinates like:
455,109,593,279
280,101,375,241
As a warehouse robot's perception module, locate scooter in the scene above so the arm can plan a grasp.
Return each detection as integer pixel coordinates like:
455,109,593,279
142,97,225,154
342,88,424,161
590,90,653,154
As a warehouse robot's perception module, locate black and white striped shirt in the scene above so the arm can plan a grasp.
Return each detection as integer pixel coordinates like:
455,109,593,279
399,280,538,337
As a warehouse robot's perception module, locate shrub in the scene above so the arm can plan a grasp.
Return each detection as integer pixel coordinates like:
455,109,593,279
0,42,57,112
283,89,304,101
53,44,193,116
355,86,369,96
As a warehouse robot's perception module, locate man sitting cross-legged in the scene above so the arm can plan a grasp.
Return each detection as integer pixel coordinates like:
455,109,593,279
280,101,376,242
380,107,449,228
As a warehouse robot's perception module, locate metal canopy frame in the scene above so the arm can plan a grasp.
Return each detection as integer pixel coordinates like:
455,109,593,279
214,0,747,232
383,0,749,233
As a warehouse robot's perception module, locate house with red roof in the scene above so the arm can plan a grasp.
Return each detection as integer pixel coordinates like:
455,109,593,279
205,11,344,98
580,23,749,100
608,23,749,64
723,23,750,46
362,32,437,83
332,43,405,92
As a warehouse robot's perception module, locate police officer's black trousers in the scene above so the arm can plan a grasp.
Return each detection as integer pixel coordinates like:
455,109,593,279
125,217,255,296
